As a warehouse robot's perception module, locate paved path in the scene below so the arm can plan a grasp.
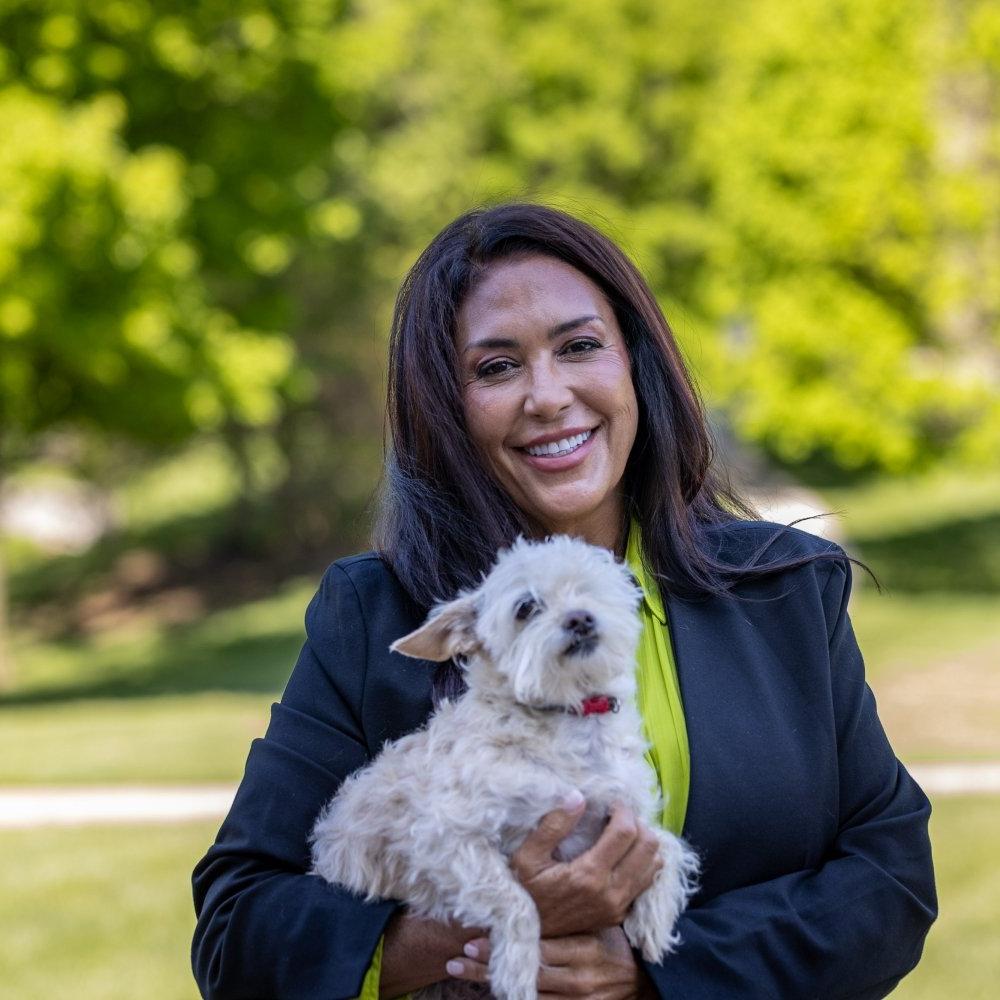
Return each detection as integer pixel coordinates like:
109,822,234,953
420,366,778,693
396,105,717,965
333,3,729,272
0,784,236,828
2,763,1000,828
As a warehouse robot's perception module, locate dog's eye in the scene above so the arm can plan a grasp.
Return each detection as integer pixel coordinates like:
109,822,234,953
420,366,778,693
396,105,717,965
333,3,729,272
514,595,540,622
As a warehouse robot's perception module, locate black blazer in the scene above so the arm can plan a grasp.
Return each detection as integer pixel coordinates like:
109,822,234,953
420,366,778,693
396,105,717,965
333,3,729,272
191,521,936,999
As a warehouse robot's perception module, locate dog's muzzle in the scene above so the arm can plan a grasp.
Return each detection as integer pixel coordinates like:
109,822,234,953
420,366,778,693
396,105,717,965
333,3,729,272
563,610,596,635
563,610,598,656
563,635,599,656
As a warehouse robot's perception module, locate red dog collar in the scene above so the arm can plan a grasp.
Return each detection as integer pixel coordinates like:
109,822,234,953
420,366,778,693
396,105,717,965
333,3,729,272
578,695,619,716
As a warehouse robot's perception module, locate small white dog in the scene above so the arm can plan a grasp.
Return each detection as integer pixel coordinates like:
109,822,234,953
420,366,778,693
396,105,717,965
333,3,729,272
310,535,699,1000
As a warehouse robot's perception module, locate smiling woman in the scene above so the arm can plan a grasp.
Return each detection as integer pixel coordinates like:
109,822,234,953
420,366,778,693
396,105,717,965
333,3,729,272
192,203,936,1000
457,255,638,550
374,204,798,619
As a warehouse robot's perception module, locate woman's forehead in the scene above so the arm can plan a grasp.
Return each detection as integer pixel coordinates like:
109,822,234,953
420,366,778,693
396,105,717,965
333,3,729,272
457,255,612,339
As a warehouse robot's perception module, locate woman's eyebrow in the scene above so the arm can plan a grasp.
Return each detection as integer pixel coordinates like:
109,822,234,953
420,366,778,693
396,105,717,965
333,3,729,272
463,314,603,353
550,314,603,338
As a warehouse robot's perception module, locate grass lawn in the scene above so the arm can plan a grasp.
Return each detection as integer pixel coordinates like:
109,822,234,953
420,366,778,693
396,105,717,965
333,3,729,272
0,693,272,784
820,464,1000,763
0,795,995,1000
0,820,217,1000
3,584,998,783
1,461,998,781
0,579,315,784
891,795,1000,1000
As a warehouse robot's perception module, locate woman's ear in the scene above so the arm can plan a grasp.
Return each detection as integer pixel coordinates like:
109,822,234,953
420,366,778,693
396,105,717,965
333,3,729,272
390,593,481,662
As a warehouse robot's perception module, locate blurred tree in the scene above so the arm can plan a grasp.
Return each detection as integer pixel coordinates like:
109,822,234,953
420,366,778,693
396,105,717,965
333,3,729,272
325,0,999,476
1,0,998,685
0,6,297,684
928,0,1000,466
0,0,365,529
0,84,194,684
693,0,1000,473
4,0,998,482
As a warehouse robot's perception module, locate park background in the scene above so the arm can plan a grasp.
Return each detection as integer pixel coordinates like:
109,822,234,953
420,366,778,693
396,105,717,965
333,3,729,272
1,0,998,996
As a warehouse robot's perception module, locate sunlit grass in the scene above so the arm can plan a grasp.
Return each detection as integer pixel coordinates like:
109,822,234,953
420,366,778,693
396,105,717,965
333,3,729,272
1,464,998,781
850,590,1000,682
0,820,216,1000
819,463,1000,541
0,693,271,784
8,576,315,698
0,796,995,1000
814,469,1000,763
118,438,244,532
0,579,315,784
893,796,1000,1000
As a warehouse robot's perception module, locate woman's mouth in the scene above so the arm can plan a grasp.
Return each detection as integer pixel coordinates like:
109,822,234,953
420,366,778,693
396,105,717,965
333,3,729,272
524,428,593,458
516,427,599,471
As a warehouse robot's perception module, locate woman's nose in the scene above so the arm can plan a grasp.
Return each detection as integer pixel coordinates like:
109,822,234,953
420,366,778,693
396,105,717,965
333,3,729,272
523,362,574,418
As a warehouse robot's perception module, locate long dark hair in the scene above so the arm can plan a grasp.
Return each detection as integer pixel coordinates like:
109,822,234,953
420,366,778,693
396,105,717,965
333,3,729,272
374,202,873,621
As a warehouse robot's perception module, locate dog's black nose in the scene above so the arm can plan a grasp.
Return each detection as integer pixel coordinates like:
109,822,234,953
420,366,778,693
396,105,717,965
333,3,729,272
563,610,596,637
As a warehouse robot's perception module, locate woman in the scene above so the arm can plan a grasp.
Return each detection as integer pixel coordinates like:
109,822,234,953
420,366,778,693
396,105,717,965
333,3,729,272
192,203,937,999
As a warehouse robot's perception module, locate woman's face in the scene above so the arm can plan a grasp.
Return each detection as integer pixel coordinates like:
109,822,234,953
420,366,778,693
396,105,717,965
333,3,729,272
455,254,639,550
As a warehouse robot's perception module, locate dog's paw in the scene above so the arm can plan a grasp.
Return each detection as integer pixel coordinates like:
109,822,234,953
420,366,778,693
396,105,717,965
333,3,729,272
488,937,538,1000
623,895,675,964
623,833,700,962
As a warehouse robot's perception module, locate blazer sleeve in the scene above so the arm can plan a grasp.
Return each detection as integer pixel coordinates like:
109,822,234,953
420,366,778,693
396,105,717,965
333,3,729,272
191,563,399,1000
644,551,938,1000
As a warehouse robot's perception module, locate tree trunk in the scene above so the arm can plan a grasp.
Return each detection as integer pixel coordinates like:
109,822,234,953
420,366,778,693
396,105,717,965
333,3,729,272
0,475,12,692
933,2,1000,369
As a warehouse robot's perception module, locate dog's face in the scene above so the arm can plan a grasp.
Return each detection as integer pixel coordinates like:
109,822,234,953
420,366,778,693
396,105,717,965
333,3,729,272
392,535,643,707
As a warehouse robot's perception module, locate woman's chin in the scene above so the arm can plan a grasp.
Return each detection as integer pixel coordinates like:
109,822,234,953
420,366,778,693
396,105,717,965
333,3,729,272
522,492,618,540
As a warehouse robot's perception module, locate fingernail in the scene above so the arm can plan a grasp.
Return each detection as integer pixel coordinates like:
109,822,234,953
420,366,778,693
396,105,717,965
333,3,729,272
463,942,479,959
562,789,584,810
446,960,464,977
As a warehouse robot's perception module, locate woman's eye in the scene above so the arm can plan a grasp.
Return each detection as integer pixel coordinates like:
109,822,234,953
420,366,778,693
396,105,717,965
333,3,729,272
476,358,517,379
562,338,602,355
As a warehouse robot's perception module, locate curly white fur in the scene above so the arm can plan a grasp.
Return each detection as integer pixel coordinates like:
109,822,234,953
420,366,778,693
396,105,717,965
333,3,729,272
310,535,700,1000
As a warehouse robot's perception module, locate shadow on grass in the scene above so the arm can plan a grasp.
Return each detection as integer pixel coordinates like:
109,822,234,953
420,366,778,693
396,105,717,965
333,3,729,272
9,509,232,608
9,494,369,621
856,510,1000,594
7,502,997,709
0,626,307,708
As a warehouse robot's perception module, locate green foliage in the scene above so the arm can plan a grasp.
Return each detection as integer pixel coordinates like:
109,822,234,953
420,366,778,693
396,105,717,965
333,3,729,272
0,2,313,463
0,83,196,447
695,0,1000,471
321,0,731,325
1,0,998,484
323,0,1000,474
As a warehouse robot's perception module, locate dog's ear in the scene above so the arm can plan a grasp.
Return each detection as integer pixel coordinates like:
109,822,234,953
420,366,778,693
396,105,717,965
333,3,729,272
390,593,480,661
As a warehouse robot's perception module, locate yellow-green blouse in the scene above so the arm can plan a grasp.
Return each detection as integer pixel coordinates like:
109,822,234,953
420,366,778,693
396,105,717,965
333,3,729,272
355,525,691,999
626,522,691,836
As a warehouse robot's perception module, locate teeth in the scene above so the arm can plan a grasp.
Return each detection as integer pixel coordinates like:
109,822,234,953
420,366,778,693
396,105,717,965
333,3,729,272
525,429,592,458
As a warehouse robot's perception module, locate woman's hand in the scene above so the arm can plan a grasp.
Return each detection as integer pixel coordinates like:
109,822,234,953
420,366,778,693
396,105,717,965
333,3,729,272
510,798,663,937
447,926,659,999
381,800,660,996
379,910,486,999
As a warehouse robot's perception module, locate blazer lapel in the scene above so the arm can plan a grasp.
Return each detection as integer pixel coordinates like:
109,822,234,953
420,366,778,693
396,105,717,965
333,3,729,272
664,588,769,896
663,590,718,849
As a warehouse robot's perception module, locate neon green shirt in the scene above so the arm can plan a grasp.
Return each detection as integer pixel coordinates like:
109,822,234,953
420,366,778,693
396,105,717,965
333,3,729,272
355,524,690,997
356,935,385,1000
626,521,691,836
